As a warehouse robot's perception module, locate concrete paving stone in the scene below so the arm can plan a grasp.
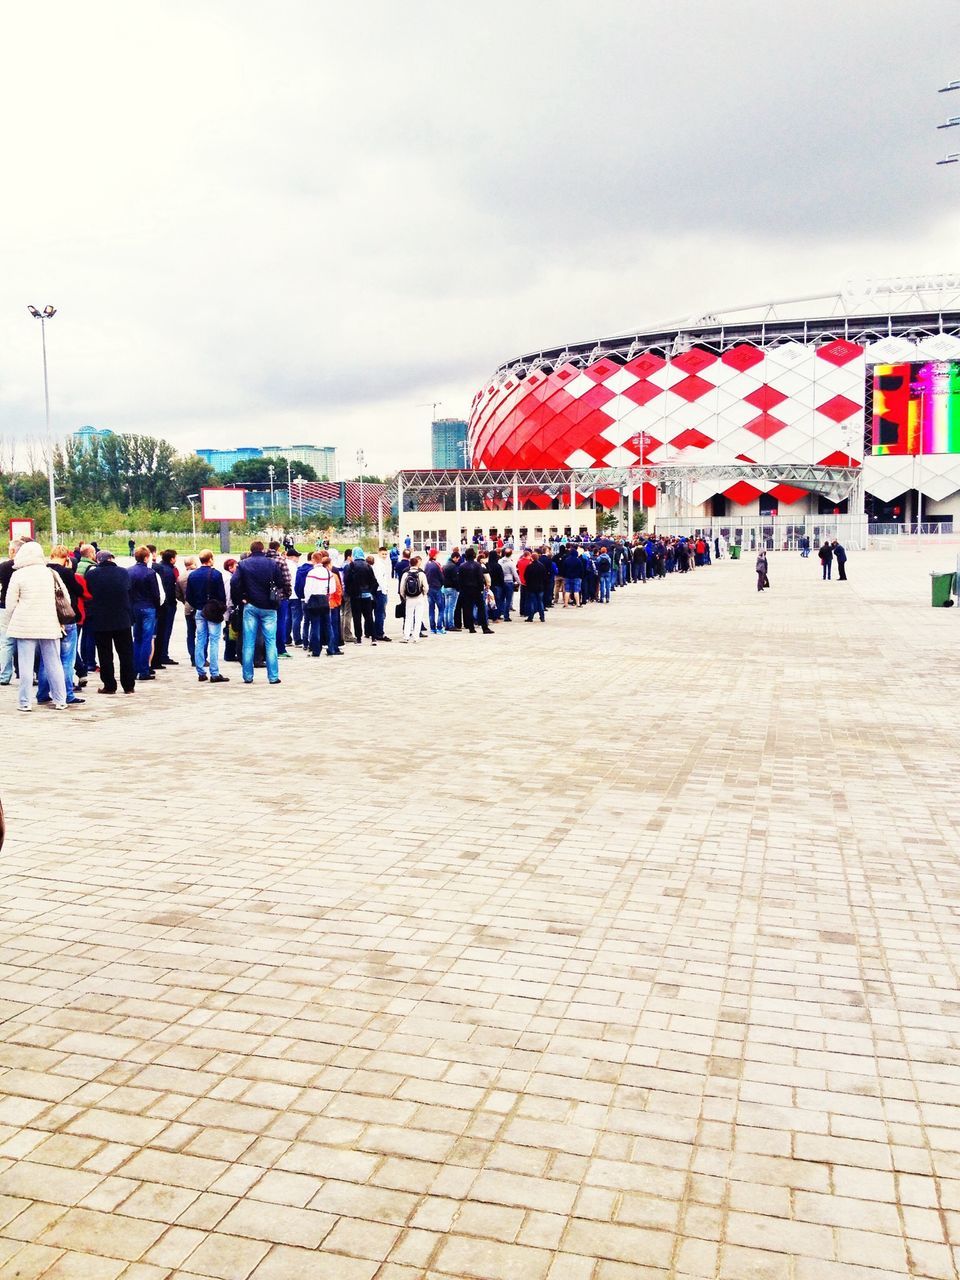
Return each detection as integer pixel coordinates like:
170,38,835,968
3,548,960,1277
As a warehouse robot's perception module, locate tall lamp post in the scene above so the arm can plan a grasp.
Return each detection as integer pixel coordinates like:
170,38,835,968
357,448,365,535
27,305,58,544
286,458,293,520
295,475,305,524
267,464,275,513
187,493,199,548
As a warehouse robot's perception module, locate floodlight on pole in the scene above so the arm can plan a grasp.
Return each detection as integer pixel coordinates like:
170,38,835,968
295,475,305,522
267,463,275,510
26,304,59,545
286,458,292,519
357,448,365,532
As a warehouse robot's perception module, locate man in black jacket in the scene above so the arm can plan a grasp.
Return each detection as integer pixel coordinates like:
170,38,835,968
185,550,230,684
457,547,493,635
86,551,136,694
524,551,548,622
230,543,285,684
152,550,179,669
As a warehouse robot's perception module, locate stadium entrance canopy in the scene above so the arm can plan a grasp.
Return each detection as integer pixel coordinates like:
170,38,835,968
388,464,862,551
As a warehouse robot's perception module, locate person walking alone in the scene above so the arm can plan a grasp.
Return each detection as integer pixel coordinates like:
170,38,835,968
755,549,770,592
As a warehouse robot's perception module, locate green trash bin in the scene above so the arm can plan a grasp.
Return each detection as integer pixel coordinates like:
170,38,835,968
730,545,741,560
931,572,955,607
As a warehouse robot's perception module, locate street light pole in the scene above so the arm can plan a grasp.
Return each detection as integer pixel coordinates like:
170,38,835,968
187,494,199,548
295,475,305,523
357,448,365,535
268,464,275,513
286,458,292,520
27,305,58,544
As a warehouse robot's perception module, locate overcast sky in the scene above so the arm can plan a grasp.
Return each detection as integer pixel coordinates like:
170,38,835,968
3,0,960,475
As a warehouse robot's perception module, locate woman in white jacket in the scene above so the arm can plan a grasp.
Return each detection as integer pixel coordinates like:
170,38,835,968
6,542,68,711
398,556,429,644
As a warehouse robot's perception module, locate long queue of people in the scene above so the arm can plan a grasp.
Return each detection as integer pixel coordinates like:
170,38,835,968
0,532,714,709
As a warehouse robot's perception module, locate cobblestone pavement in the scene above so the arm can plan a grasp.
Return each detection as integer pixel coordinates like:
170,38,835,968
2,545,960,1280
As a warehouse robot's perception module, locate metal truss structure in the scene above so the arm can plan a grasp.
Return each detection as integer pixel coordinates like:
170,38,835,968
389,464,862,506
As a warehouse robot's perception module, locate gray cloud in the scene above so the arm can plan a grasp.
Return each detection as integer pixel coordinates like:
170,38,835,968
2,0,959,473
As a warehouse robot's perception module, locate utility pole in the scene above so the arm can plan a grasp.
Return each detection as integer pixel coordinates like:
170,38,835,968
27,305,58,544
268,463,275,512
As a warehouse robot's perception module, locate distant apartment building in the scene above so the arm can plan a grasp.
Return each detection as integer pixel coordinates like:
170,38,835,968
260,444,337,478
73,425,113,449
431,418,469,469
196,447,264,473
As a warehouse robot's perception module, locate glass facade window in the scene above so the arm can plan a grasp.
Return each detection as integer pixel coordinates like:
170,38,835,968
431,419,469,469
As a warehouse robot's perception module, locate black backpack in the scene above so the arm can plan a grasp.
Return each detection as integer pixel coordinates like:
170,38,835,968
404,570,423,598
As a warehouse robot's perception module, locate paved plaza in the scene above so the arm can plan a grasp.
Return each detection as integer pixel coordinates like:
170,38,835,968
2,544,960,1280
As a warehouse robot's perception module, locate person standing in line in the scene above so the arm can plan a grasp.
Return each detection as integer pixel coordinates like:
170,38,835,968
755,550,770,592
458,546,494,635
38,546,85,706
230,541,285,685
832,540,848,581
524,549,548,622
596,547,613,603
186,550,230,683
425,549,446,634
323,552,345,650
344,547,378,645
5,542,68,711
339,549,355,644
73,542,99,678
818,541,833,580
86,550,136,695
151,549,179,669
485,549,504,623
441,549,461,631
293,553,312,651
266,540,293,660
302,551,341,657
499,548,518,621
222,557,241,663
560,546,582,608
129,545,162,682
0,538,27,685
372,546,394,641
286,548,304,648
178,555,199,665
399,555,429,643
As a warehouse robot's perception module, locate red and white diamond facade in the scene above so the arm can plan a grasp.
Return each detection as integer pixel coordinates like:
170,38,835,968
470,338,865,509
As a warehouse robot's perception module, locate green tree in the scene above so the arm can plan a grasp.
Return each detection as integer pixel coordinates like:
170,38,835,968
226,457,318,486
172,454,215,503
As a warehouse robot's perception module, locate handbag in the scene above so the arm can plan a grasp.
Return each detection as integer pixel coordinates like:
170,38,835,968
201,568,226,623
395,602,405,619
51,571,76,624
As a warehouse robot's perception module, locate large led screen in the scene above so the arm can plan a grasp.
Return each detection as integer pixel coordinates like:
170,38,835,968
872,361,960,455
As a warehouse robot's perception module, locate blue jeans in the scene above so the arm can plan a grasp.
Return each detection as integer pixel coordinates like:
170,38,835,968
306,606,336,655
428,587,444,632
194,615,222,677
599,573,611,603
276,598,290,652
38,623,78,702
442,587,459,629
290,598,305,646
0,609,14,682
79,623,97,674
501,582,514,620
132,605,157,678
375,590,388,639
241,605,279,682
526,590,545,621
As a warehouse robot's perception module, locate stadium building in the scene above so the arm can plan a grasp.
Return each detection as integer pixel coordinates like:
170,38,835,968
463,277,960,540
